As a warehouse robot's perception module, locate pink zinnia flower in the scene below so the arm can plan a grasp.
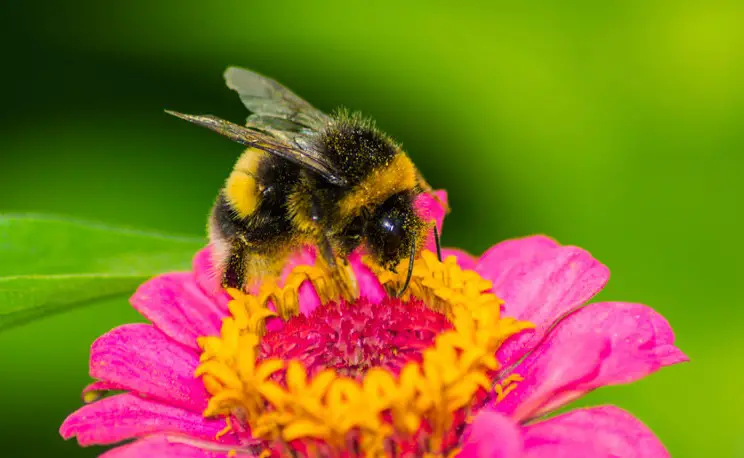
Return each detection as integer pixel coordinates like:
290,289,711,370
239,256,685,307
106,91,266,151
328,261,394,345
60,192,686,457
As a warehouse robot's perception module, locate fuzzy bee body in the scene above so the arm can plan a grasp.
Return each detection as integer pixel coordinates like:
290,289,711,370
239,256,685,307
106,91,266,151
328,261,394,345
169,67,440,293
209,150,302,287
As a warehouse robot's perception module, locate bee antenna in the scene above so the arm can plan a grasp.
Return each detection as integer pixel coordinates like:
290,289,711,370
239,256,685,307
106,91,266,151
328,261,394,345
395,238,417,298
433,225,442,262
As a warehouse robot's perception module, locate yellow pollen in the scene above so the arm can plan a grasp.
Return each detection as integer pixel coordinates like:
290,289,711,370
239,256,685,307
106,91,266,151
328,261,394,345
82,390,104,404
365,251,502,320
226,256,357,332
195,250,533,457
215,419,232,439
424,451,460,458
495,374,524,402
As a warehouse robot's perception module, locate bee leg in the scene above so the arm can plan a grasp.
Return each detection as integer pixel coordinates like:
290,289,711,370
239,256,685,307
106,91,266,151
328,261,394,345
223,237,247,290
317,235,337,270
433,225,443,262
309,196,355,295
308,196,337,270
317,233,359,299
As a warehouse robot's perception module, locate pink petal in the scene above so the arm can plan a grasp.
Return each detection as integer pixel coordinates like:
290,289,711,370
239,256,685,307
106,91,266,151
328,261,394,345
414,190,448,252
101,435,248,458
60,393,238,446
296,281,323,316
442,248,477,270
131,271,228,350
523,406,670,458
459,409,524,458
562,302,687,382
90,324,209,413
273,249,389,318
476,235,559,284
478,238,610,367
278,246,318,278
350,253,387,304
193,247,232,306
495,302,686,421
494,334,609,422
238,247,323,321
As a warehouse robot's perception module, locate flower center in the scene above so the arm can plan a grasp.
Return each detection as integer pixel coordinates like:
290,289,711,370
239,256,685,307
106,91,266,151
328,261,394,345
196,251,533,457
260,298,450,377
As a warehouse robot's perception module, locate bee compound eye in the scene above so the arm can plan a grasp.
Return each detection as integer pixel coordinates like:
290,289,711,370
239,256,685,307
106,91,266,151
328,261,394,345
385,233,402,257
381,217,403,257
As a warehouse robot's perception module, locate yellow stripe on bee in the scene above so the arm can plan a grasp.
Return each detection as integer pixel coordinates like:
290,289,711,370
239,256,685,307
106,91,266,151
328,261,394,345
339,153,417,218
225,149,265,219
287,188,318,235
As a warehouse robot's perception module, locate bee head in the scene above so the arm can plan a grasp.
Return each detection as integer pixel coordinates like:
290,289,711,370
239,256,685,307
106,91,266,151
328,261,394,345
364,192,425,273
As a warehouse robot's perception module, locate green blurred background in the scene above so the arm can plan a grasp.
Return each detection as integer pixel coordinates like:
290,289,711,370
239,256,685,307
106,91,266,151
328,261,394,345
1,0,741,456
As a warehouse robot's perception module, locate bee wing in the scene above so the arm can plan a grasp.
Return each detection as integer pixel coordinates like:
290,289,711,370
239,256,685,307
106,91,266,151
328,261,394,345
166,111,347,186
224,66,330,131
242,115,317,144
244,115,314,135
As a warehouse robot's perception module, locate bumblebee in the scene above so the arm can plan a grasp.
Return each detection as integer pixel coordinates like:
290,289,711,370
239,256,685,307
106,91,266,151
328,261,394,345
167,67,442,296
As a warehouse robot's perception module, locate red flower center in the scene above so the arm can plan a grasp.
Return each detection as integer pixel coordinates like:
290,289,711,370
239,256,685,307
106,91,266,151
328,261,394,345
260,298,452,377
195,251,533,457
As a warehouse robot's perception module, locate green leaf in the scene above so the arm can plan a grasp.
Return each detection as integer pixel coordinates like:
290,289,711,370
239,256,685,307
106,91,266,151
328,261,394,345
0,214,205,330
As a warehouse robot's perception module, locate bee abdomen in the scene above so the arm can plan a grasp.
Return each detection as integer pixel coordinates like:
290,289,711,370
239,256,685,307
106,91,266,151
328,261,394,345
224,149,265,219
